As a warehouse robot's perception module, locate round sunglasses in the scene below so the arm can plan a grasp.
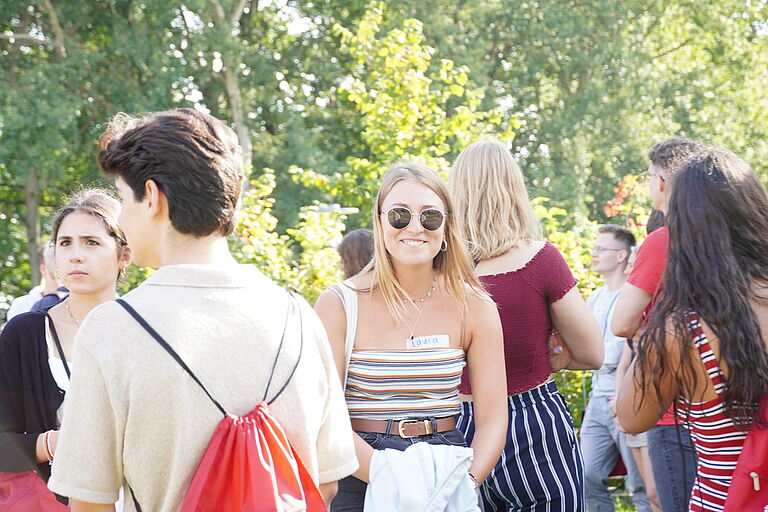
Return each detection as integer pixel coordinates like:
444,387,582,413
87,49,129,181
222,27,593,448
381,207,447,231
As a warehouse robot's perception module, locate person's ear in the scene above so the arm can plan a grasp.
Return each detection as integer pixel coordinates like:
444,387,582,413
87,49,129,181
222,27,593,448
144,179,168,220
617,249,629,264
658,173,668,195
120,245,133,269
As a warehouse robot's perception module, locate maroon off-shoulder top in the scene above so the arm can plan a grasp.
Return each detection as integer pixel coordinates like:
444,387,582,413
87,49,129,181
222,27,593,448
459,242,578,395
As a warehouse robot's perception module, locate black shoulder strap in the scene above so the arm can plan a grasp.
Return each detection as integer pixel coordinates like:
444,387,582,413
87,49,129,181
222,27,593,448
115,299,227,417
263,292,302,405
117,293,300,512
43,312,71,379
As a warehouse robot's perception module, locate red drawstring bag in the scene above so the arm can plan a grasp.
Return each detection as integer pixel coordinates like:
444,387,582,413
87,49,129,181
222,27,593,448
118,295,326,512
724,396,768,512
0,471,69,512
181,402,325,511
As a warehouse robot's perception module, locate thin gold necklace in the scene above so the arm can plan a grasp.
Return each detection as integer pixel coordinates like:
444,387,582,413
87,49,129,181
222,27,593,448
402,277,436,341
64,298,82,326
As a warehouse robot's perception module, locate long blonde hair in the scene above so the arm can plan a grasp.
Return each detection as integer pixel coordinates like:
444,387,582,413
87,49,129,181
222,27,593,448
449,139,541,260
361,162,489,323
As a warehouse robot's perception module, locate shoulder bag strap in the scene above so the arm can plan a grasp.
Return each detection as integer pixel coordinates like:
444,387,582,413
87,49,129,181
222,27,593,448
263,292,301,405
117,292,296,511
115,299,227,417
331,280,357,388
44,312,71,379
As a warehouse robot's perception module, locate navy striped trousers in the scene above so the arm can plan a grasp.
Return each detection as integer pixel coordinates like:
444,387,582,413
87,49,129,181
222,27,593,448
457,380,585,511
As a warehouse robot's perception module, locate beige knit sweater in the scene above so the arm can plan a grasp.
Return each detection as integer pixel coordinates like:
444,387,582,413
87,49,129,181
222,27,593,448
49,264,357,511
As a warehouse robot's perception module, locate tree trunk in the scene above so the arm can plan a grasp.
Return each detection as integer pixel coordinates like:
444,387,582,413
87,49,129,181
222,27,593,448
25,167,41,285
207,0,253,185
222,65,253,170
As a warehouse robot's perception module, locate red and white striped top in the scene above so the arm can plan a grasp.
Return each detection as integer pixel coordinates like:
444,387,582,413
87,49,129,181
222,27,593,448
680,312,748,512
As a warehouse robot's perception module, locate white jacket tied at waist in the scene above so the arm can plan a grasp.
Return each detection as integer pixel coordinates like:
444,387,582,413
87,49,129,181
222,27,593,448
364,442,480,512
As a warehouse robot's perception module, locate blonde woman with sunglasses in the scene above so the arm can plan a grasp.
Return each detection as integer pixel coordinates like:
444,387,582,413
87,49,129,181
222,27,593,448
315,162,508,511
449,140,603,512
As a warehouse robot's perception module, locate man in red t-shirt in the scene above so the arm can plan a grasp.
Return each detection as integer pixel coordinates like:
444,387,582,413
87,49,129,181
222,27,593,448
612,137,702,512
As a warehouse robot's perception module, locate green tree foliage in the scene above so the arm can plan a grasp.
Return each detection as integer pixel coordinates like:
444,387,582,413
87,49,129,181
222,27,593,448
233,169,348,304
292,3,515,227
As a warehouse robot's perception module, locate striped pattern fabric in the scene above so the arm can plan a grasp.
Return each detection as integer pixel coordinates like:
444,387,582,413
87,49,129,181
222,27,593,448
457,380,584,511
682,312,748,512
344,348,466,420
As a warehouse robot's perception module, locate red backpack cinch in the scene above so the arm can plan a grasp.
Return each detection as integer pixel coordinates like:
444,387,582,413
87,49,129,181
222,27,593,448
117,295,326,512
724,395,768,512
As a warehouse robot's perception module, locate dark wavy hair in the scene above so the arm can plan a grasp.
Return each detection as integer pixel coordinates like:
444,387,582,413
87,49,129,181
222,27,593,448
98,108,243,237
636,148,768,427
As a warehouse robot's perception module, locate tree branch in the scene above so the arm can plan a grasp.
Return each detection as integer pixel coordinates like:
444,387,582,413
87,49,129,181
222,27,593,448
231,0,249,26
40,0,67,58
0,33,46,44
207,0,253,170
207,0,226,23
651,37,694,61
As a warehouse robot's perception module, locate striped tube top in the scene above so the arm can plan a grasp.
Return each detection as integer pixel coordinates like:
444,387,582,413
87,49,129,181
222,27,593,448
345,348,466,420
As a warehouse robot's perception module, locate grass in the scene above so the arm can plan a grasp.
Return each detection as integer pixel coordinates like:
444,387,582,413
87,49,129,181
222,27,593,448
614,496,638,511
609,476,639,511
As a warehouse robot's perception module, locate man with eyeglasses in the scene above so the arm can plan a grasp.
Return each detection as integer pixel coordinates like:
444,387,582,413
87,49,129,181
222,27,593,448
582,225,650,512
612,137,703,512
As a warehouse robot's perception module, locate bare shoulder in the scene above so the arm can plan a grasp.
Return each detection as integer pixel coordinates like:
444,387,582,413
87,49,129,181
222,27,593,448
348,271,375,291
314,288,348,330
466,286,499,321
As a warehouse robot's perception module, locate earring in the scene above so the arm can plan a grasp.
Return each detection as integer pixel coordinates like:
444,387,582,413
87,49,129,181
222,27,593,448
440,240,448,252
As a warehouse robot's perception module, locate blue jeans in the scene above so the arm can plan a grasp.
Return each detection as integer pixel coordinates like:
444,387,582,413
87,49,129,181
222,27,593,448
646,424,697,512
581,395,650,512
330,428,468,512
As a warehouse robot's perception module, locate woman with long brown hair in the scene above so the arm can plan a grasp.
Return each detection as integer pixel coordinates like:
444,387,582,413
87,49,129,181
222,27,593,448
617,148,768,511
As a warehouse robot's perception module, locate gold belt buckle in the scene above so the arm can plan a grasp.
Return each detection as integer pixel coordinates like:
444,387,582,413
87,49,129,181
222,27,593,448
397,419,432,438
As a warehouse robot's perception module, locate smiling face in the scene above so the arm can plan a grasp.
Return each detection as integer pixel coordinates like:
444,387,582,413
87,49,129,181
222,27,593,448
54,211,126,297
379,179,446,270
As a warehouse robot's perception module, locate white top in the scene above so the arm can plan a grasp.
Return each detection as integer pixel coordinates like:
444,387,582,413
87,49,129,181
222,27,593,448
586,285,625,397
6,285,44,320
44,316,71,426
49,264,357,511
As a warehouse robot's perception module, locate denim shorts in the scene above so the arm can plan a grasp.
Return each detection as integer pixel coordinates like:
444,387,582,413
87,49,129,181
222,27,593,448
330,428,467,512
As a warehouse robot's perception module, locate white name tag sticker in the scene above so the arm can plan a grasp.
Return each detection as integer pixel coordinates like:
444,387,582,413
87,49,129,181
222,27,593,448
406,334,450,350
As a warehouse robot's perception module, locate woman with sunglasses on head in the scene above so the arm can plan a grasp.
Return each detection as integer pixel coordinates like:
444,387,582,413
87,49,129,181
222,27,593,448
315,162,508,511
449,139,603,512
0,189,130,503
617,148,768,512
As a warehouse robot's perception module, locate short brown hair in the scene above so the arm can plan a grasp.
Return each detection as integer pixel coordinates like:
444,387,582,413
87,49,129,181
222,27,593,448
646,209,665,234
98,108,244,237
647,137,702,177
597,224,636,251
338,229,374,279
